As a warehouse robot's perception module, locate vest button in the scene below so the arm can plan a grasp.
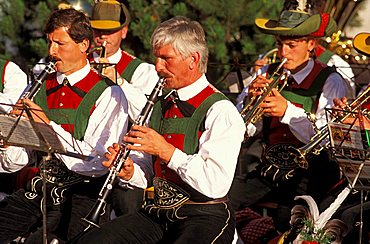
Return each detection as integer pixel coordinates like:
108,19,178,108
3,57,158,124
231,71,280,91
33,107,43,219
173,115,177,118
59,103,63,107
174,105,178,109
161,170,166,174
283,133,287,137
160,161,165,165
61,92,65,96
167,135,172,139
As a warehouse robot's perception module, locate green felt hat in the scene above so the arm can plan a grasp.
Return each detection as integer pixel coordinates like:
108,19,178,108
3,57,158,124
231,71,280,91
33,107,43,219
353,32,370,56
90,0,130,32
255,10,337,37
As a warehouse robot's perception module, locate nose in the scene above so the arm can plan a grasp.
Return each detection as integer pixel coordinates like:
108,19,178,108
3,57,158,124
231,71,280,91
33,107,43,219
280,44,288,57
49,42,57,57
155,58,165,73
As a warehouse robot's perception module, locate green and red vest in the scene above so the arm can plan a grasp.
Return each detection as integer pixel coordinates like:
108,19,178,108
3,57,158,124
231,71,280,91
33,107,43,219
264,60,336,146
33,69,115,140
150,85,228,201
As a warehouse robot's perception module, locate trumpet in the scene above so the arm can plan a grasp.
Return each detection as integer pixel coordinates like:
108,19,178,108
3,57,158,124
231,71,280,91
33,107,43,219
240,58,288,126
89,41,107,74
289,84,370,169
82,77,166,228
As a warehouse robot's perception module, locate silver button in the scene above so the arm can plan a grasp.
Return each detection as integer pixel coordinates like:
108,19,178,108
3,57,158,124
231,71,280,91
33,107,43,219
174,105,178,108
161,170,166,174
160,161,165,165
167,135,172,139
173,115,177,118
283,134,287,137
59,103,63,107
61,92,65,96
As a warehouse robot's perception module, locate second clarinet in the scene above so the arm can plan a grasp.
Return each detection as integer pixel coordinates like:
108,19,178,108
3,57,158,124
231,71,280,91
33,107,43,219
83,77,166,227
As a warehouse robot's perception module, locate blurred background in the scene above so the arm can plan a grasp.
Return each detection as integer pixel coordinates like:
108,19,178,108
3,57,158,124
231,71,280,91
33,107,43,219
0,0,369,97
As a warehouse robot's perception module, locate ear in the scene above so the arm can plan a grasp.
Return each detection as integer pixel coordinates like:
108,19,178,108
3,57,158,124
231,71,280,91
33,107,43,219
121,26,128,40
79,39,90,53
307,39,316,52
189,51,201,70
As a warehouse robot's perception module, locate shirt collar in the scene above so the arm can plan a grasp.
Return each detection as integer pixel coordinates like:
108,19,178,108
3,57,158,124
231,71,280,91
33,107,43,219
289,59,314,85
174,74,208,101
57,60,90,86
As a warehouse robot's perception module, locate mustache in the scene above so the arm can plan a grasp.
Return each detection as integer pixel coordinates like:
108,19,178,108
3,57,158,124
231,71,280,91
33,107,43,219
48,56,61,62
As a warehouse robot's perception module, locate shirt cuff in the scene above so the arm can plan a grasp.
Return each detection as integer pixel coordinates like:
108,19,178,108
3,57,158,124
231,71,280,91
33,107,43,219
167,148,188,171
119,163,147,189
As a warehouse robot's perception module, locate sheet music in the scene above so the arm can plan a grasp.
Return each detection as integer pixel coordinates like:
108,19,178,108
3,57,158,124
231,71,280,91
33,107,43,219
328,121,370,189
0,115,66,153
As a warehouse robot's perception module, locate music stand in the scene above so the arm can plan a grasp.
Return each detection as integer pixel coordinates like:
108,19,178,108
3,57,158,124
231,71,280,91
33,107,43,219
327,108,370,244
0,105,92,244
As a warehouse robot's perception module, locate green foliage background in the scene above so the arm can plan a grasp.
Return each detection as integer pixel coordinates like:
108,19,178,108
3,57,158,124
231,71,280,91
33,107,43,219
0,0,283,90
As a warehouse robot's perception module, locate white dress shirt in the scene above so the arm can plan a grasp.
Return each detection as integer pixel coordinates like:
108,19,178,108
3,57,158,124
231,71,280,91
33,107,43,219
93,49,160,119
128,75,246,198
0,62,149,183
0,61,28,173
237,59,348,144
0,61,28,113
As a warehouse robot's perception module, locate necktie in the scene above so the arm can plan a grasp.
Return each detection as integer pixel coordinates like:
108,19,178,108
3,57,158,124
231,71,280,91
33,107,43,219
163,91,196,117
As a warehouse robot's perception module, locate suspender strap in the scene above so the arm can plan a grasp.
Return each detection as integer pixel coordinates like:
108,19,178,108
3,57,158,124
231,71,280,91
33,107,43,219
121,58,143,81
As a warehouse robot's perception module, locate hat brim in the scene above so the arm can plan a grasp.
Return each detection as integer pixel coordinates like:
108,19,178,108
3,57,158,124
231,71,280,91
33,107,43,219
255,14,336,37
90,20,124,32
353,32,370,56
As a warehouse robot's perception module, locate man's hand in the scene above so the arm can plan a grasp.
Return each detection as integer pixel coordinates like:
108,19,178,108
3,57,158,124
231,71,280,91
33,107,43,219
103,143,134,180
10,98,50,124
259,88,288,117
124,125,176,164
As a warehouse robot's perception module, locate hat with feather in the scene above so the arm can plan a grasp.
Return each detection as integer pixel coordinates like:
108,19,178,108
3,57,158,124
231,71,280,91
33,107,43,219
255,0,337,37
353,32,370,56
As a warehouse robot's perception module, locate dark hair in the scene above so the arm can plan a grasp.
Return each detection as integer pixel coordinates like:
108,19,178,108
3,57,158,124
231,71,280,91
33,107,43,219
44,8,92,47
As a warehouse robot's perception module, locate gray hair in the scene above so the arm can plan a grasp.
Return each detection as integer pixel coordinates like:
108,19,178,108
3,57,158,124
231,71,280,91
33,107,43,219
150,16,208,73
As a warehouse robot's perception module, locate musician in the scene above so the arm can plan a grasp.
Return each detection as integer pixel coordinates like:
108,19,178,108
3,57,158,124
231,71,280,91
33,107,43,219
89,0,159,119
0,59,28,172
88,0,160,219
0,59,28,199
0,8,138,243
76,16,245,243
333,31,370,129
229,2,349,233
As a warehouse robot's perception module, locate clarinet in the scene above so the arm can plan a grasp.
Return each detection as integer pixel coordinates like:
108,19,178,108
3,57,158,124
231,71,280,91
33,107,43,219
23,58,56,99
83,77,166,227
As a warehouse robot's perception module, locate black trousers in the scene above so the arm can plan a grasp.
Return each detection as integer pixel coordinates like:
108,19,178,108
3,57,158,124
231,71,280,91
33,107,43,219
111,186,145,217
76,202,235,244
0,175,109,244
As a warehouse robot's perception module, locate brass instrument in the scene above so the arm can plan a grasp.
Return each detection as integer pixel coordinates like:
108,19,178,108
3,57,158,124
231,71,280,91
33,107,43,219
83,77,165,228
240,58,288,126
89,41,108,74
289,84,370,169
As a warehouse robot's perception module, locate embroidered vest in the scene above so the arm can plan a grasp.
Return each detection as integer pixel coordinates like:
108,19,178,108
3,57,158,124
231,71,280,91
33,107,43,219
0,59,9,93
150,85,228,201
264,60,336,146
88,50,143,81
33,69,115,140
